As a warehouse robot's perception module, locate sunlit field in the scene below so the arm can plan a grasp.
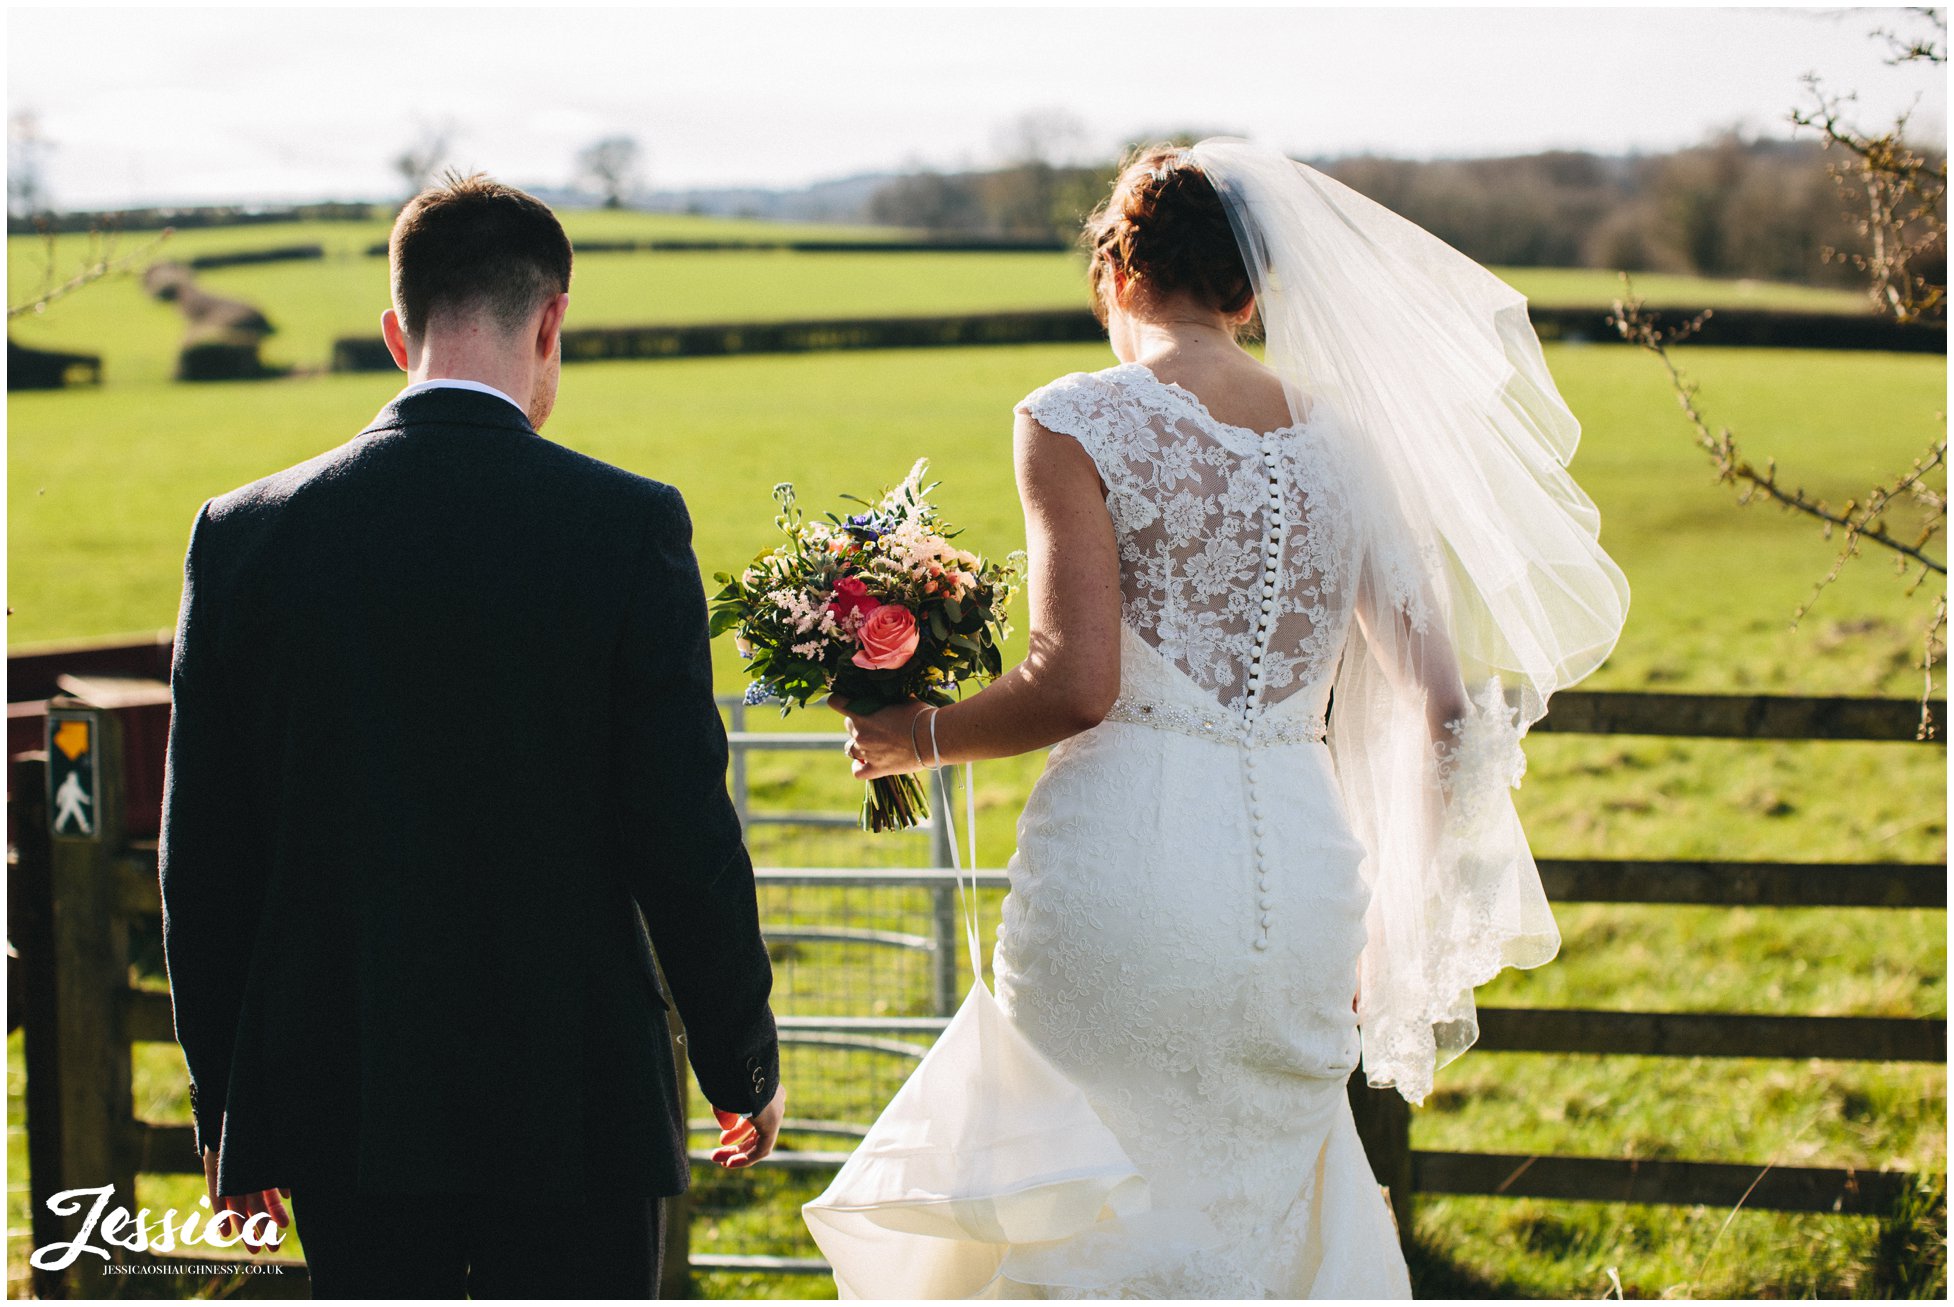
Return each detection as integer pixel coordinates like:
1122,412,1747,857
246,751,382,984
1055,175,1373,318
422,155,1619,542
6,237,1943,1299
9,216,1872,387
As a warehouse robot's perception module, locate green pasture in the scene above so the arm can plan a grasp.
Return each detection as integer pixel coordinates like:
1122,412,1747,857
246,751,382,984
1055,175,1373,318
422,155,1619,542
7,207,910,266
10,217,1872,390
9,342,1942,699
7,339,1946,1298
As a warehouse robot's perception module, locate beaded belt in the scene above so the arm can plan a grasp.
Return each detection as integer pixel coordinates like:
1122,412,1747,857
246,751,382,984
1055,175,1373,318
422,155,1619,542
1102,696,1328,747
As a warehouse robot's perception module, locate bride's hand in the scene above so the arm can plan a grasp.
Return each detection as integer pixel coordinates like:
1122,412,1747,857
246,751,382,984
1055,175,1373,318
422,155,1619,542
828,696,933,780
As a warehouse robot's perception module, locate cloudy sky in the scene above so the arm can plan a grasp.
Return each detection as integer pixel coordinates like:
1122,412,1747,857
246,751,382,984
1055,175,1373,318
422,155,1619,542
8,4,1946,209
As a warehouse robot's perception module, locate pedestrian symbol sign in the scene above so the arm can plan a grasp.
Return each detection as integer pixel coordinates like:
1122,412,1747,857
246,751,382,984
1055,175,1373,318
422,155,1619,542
47,711,99,841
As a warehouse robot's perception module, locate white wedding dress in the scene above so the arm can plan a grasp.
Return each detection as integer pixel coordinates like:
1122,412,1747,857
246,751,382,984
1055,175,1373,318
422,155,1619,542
806,362,1417,1298
806,138,1628,1299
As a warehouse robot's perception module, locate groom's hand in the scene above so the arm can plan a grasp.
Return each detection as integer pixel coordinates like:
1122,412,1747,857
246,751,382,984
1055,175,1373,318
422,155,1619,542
201,1146,290,1254
710,1084,786,1169
828,696,933,781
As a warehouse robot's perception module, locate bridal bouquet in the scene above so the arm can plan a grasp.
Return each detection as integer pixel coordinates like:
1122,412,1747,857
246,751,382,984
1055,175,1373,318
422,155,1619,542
709,460,1024,832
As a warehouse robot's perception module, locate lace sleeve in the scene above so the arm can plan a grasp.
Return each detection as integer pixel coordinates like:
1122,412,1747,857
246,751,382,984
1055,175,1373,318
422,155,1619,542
1015,372,1124,486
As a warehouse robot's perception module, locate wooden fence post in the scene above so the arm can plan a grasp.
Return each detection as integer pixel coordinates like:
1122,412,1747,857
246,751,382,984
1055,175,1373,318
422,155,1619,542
40,702,138,1296
13,752,71,1299
1347,1073,1414,1252
661,1007,692,1299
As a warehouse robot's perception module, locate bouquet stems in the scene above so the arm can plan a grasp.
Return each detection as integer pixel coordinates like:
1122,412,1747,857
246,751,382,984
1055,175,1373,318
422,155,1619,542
862,773,930,833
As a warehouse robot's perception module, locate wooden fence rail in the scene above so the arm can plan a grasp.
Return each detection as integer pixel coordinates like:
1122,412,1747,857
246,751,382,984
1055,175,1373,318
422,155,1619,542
5,655,1944,1294
1411,1152,1920,1215
698,688,1948,1267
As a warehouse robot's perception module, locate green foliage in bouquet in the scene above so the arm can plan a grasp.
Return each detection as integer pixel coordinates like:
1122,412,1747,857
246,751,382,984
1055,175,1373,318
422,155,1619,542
709,460,1025,831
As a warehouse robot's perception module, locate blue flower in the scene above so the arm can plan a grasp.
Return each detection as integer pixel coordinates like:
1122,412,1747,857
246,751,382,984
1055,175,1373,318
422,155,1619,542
846,510,892,541
743,680,783,706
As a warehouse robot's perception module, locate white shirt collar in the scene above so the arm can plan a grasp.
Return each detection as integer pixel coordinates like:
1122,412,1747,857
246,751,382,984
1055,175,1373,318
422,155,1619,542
394,377,526,416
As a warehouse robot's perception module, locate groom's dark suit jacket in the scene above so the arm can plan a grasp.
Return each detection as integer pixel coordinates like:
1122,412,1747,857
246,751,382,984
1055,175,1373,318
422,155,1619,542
159,385,778,1200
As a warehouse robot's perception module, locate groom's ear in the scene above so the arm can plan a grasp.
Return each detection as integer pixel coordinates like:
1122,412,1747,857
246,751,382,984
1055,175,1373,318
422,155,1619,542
380,308,411,373
535,292,569,360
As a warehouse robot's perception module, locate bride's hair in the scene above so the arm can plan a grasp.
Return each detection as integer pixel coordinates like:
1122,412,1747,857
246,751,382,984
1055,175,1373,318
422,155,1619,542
1085,145,1253,327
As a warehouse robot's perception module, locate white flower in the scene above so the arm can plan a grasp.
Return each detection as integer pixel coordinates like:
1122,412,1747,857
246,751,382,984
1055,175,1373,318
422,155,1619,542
765,586,827,634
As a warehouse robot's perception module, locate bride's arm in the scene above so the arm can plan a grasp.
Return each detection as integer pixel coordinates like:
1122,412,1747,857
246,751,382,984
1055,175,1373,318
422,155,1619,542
832,413,1122,777
1352,588,1470,747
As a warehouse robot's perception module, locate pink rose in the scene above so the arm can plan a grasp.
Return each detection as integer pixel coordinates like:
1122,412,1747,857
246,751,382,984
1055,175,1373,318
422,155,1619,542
828,576,880,623
852,605,920,670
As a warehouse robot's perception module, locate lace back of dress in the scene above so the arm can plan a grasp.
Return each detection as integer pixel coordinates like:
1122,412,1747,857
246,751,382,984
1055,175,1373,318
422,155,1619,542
1020,365,1362,723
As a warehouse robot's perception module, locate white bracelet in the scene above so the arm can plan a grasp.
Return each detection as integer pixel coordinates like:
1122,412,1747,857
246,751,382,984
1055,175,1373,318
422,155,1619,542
927,706,945,769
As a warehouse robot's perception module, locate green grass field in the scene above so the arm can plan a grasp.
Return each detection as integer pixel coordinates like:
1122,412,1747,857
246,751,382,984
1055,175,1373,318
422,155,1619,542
7,208,914,267
10,216,1873,390
7,324,1946,1297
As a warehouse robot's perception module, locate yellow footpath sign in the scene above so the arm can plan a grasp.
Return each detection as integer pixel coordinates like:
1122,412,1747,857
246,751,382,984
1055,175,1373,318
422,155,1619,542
47,712,99,841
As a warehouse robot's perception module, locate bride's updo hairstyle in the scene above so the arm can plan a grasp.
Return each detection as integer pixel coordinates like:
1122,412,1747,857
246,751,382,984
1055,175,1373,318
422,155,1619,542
1085,144,1254,329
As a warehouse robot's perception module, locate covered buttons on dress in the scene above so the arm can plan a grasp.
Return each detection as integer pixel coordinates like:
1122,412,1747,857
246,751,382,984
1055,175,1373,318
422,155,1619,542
1244,445,1288,953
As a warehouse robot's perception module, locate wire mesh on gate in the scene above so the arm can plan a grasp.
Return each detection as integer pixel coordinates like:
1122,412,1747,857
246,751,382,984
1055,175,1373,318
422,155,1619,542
686,699,990,1279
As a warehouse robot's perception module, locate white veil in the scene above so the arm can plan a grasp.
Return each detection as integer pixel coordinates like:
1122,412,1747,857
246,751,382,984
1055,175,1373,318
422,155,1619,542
1189,138,1630,1104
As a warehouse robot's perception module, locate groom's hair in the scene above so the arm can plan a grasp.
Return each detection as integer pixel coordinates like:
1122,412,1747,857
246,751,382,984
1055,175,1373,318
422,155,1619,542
389,172,573,339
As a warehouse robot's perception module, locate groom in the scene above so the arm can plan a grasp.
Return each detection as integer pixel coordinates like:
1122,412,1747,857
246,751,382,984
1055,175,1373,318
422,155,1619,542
159,173,782,1298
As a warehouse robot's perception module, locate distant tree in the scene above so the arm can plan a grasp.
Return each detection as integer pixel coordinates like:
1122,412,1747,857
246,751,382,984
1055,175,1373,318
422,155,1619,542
8,110,50,221
1322,137,1863,284
993,109,1086,171
870,127,1892,272
985,109,1089,239
869,168,985,234
1652,131,1750,276
869,113,1107,242
1583,203,1665,273
977,164,1064,239
1049,164,1117,242
393,120,456,199
576,136,643,210
6,112,175,322
1720,143,1858,282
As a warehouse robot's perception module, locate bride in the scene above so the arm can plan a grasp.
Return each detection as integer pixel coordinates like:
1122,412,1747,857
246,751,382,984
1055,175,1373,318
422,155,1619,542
808,138,1628,1298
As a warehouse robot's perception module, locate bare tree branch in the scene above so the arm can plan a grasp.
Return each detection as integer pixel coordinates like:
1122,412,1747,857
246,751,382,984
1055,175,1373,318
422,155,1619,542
7,224,172,321
1869,7,1945,65
1612,285,1947,736
1612,292,1945,575
1613,11,1949,736
1789,76,1947,324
